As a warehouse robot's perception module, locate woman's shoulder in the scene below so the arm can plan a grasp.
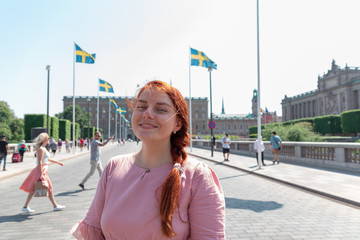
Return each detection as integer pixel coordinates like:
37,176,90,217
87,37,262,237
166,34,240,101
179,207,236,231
183,157,214,176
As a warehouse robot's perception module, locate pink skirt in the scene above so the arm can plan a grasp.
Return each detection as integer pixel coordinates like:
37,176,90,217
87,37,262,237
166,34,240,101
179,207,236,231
20,164,53,195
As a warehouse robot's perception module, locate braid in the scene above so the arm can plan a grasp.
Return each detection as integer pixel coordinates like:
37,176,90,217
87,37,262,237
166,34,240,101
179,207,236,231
160,126,189,237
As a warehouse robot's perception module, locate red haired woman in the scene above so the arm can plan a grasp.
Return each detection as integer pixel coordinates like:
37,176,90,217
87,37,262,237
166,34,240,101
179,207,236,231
72,81,225,239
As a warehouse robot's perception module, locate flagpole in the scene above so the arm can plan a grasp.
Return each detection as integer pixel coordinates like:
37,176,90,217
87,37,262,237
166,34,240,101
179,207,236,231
108,98,111,139
209,67,214,158
97,80,99,131
256,0,262,169
72,42,76,154
115,110,118,140
120,115,122,141
189,46,193,152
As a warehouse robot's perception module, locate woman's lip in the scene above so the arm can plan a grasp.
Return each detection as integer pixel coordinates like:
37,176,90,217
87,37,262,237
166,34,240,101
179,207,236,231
140,123,157,128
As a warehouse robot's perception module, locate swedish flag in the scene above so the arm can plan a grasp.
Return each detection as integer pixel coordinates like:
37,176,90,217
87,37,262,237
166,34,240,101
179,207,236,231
110,99,118,110
117,107,126,115
75,43,96,64
190,48,217,70
99,79,114,93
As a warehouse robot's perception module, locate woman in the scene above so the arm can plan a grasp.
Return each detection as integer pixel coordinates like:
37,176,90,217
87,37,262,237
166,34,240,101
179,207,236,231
72,81,225,239
269,131,282,164
20,133,65,213
58,139,62,153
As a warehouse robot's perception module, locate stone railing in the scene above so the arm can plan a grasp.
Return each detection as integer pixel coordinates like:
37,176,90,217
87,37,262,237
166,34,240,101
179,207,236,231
191,139,360,173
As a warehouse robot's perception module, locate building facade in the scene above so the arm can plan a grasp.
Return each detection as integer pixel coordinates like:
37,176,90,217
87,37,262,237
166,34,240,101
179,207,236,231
282,60,360,121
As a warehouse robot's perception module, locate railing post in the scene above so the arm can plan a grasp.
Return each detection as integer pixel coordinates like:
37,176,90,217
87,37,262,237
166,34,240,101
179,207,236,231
335,147,345,163
295,145,301,158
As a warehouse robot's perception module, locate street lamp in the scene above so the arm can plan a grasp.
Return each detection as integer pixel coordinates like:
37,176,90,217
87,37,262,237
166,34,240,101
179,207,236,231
46,65,51,134
87,98,91,150
102,109,106,139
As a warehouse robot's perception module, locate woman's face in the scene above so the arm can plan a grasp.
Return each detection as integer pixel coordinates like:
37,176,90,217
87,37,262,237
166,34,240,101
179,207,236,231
43,136,49,145
132,89,181,143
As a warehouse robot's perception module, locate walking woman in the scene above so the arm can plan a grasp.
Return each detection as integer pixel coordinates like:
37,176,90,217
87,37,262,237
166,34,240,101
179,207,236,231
20,133,65,213
72,80,225,239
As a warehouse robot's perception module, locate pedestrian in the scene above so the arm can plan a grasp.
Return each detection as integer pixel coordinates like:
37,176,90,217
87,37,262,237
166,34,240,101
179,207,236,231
254,136,266,166
78,132,114,190
50,137,57,155
18,140,29,162
71,80,225,239
57,139,62,153
65,139,70,153
19,133,65,213
0,135,10,171
117,138,121,146
221,133,231,161
80,138,84,151
269,131,282,164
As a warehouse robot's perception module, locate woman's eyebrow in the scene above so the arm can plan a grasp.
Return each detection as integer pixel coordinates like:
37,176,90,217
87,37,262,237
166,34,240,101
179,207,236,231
155,102,172,108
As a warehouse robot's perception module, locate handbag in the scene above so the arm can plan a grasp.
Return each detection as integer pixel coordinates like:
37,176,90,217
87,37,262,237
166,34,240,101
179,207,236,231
34,181,49,197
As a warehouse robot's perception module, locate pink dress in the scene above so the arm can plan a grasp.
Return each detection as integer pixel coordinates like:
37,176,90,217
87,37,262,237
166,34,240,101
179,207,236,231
71,153,225,240
20,147,53,195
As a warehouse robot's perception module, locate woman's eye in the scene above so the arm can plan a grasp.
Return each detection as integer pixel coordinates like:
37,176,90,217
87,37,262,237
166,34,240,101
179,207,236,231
136,105,146,110
157,108,168,113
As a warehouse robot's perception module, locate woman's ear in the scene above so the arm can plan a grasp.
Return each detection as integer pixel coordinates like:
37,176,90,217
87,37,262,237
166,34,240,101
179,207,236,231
174,120,182,132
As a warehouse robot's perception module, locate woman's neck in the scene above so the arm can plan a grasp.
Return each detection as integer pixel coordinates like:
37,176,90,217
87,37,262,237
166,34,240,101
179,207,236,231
135,140,173,169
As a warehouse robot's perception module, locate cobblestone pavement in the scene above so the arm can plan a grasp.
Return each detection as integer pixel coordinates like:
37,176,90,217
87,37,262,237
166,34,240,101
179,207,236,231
0,143,359,239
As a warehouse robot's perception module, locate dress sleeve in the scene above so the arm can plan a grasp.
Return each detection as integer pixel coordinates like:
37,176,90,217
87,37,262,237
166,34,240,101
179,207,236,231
71,160,114,239
188,162,226,240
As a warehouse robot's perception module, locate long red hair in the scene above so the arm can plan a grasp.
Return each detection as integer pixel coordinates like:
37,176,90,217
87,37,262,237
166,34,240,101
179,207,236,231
132,81,189,237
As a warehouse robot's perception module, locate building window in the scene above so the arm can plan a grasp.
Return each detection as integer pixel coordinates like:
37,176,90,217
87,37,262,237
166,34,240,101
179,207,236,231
203,124,205,130
196,125,198,130
195,107,198,113
202,113,205,118
228,124,231,129
343,96,345,102
234,125,236,129
82,107,86,112
89,107,92,112
195,113,198,119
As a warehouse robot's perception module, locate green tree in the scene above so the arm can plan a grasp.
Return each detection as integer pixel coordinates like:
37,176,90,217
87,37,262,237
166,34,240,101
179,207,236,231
56,105,91,130
9,118,24,142
0,101,15,125
0,122,12,140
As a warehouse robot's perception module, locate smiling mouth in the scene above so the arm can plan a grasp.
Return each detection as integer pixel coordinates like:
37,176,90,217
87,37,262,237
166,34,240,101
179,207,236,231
140,124,157,128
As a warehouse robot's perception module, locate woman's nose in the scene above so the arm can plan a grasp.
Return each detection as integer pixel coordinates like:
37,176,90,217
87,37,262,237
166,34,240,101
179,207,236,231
143,108,154,118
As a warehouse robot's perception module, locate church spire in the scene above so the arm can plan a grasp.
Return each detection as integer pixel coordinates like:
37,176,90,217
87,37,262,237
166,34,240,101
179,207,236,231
221,97,225,114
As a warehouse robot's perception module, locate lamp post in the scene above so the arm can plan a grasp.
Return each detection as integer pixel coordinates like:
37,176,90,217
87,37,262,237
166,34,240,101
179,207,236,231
87,98,91,150
46,65,51,134
102,109,106,139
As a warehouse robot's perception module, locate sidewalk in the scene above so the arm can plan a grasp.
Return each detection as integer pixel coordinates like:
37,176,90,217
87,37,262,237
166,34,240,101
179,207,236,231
187,147,360,208
0,143,116,181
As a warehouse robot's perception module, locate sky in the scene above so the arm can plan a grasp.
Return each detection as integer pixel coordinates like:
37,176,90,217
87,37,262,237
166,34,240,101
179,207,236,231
2,0,360,119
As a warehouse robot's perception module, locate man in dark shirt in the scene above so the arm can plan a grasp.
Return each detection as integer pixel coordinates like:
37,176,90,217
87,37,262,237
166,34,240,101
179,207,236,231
0,135,10,171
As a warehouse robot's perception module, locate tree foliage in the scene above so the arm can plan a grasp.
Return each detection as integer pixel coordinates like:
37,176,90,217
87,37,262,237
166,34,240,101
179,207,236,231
0,101,23,142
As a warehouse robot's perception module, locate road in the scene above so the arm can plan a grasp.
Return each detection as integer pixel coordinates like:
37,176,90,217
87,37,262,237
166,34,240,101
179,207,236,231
0,142,359,239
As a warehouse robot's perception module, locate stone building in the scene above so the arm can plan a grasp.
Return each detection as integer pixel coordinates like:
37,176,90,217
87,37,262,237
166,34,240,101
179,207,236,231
63,96,208,139
282,60,360,121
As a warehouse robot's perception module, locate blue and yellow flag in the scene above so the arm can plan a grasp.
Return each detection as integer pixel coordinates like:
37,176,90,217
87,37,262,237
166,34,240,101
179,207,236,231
75,43,96,64
110,99,118,110
117,107,126,115
190,48,217,70
99,79,114,93
265,107,270,115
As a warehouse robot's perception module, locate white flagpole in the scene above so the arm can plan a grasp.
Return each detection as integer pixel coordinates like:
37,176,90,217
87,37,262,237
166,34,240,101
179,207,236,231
120,115,122,140
97,79,99,131
256,0,262,169
72,42,76,154
115,109,118,140
108,98,111,138
189,46,193,152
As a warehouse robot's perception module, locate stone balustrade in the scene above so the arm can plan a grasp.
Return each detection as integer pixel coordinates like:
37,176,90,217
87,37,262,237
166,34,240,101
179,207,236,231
191,139,360,173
